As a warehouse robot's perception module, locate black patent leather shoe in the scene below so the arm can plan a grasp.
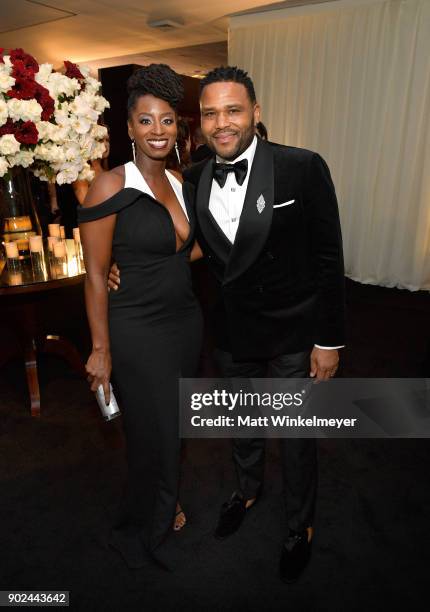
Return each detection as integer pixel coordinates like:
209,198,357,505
214,492,257,540
279,529,312,583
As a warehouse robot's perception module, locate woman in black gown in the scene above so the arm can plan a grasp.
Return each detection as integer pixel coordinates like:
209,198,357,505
78,65,203,570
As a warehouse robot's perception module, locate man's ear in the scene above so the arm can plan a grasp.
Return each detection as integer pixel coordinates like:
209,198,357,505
254,103,261,126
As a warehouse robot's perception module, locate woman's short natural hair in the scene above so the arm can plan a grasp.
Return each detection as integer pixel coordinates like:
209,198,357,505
127,64,184,116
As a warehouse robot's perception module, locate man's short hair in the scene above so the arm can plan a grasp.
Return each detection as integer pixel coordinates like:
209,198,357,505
200,66,257,104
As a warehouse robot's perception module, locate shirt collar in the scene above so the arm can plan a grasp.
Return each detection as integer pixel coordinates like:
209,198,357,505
216,135,258,168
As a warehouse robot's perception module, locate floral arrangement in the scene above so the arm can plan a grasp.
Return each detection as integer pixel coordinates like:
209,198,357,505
0,48,110,184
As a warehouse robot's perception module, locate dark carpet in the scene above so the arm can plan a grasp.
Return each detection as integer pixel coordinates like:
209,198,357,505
0,279,429,611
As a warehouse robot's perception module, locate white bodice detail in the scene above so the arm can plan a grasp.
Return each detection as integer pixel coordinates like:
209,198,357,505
124,161,189,221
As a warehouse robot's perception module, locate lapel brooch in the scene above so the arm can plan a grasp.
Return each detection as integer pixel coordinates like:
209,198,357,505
256,194,265,214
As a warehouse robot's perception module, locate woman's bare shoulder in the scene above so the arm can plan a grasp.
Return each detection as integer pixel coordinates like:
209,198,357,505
83,165,126,208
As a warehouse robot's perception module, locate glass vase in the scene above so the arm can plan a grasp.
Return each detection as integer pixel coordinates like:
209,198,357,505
0,165,42,259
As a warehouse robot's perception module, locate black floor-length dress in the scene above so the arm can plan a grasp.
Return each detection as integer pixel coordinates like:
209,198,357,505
78,163,203,568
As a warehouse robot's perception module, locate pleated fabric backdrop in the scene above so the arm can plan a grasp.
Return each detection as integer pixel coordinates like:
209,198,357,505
230,0,430,290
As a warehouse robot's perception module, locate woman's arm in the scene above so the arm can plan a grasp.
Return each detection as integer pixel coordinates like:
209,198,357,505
79,172,122,403
190,240,203,262
73,179,89,206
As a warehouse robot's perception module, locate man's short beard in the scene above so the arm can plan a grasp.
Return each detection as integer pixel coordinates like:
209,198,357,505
219,128,255,161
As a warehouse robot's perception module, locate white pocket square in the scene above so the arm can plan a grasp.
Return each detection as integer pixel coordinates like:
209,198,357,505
273,199,295,208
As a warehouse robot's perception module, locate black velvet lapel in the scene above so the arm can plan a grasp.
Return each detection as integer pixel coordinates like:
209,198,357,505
195,157,232,264
224,138,274,285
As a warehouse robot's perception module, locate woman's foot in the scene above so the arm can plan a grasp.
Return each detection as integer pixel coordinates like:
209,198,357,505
173,502,186,531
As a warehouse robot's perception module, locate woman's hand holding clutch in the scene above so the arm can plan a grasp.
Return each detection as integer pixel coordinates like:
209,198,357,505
86,348,112,404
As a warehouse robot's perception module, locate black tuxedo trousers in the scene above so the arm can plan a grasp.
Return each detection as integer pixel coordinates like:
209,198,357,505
214,348,317,534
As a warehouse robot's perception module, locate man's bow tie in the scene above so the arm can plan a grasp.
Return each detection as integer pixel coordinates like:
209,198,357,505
213,158,248,188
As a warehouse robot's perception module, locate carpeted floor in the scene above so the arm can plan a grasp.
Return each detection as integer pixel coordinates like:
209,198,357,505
0,278,429,611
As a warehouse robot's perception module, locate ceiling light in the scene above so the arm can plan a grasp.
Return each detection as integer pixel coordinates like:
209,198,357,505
147,19,184,30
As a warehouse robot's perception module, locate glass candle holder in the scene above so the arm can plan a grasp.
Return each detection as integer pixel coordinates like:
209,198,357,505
4,240,21,272
29,235,47,279
73,227,85,272
52,240,68,278
47,235,59,253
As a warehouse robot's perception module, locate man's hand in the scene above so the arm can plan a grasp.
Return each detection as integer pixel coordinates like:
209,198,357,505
108,262,120,291
310,348,339,381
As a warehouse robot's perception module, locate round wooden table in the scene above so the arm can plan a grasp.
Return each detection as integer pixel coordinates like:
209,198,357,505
0,254,87,416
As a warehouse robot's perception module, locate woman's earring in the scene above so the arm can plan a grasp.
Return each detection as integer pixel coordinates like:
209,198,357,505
131,139,136,163
175,142,180,164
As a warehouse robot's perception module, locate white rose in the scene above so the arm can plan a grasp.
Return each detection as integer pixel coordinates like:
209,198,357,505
0,134,20,156
34,143,65,164
69,95,97,120
84,76,101,95
2,56,12,68
50,145,66,164
8,149,35,168
63,76,81,97
91,141,106,159
54,108,72,127
90,124,107,140
94,96,110,113
0,62,12,74
33,167,50,181
0,156,9,177
56,162,80,185
78,162,95,182
78,133,94,158
35,63,53,87
79,91,97,108
71,115,91,135
0,99,8,127
63,141,80,162
0,71,15,93
79,65,91,78
35,121,53,141
7,98,42,123
53,125,70,143
47,73,80,98
34,143,50,161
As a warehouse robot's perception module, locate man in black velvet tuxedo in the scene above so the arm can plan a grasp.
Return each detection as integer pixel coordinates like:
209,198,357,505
183,66,345,583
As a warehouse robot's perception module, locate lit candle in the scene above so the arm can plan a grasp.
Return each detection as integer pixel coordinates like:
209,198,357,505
5,241,19,259
53,241,66,258
29,235,43,253
48,224,61,238
60,226,65,239
47,236,58,252
5,216,32,232
73,227,80,242
9,271,23,286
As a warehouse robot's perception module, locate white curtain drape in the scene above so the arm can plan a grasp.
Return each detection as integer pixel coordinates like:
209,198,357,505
229,0,430,291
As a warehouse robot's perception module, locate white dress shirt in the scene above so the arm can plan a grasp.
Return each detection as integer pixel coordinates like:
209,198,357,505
208,136,343,351
209,135,258,244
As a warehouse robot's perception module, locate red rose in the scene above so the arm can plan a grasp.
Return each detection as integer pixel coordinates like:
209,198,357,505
34,83,55,121
0,118,15,137
7,77,38,100
11,59,35,80
10,48,38,73
15,121,39,145
64,60,84,80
